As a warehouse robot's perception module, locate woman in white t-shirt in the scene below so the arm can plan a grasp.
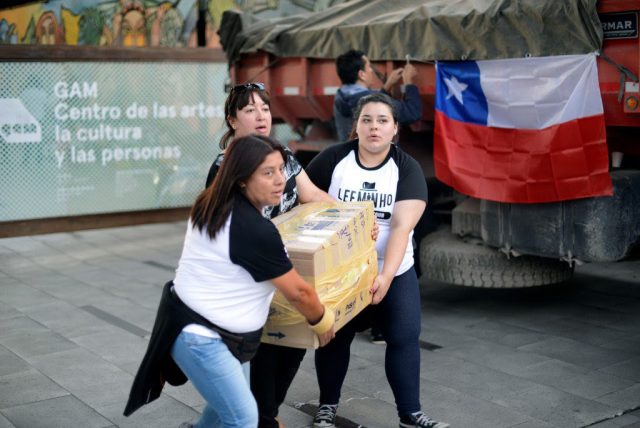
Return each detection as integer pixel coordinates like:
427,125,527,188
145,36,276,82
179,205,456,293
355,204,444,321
173,135,335,428
306,93,448,428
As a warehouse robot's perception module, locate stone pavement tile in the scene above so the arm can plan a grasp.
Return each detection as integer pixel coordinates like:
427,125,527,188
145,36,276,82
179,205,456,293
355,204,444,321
277,402,314,428
19,271,77,288
518,337,635,370
418,382,531,428
596,383,640,410
341,355,395,404
437,336,551,377
420,350,540,403
560,305,640,334
0,317,49,341
70,329,148,372
21,301,114,338
88,296,156,334
509,421,557,428
284,366,321,408
96,390,199,428
419,304,489,333
0,244,17,255
494,383,621,427
332,395,399,428
0,237,49,254
161,383,205,409
0,254,49,276
27,278,111,307
105,242,156,259
599,334,640,356
556,370,636,400
2,395,110,428
30,253,84,271
348,333,387,365
64,246,112,261
515,358,589,387
0,346,30,377
109,284,163,311
453,319,549,348
0,369,69,408
420,324,482,349
1,330,77,360
28,348,134,409
531,316,629,347
570,285,640,315
72,228,127,242
589,414,640,427
599,357,640,382
0,414,15,428
0,283,57,310
63,267,125,286
0,302,21,322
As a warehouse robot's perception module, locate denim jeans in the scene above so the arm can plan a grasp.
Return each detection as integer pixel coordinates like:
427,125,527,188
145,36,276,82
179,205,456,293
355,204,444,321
315,267,422,416
171,331,259,428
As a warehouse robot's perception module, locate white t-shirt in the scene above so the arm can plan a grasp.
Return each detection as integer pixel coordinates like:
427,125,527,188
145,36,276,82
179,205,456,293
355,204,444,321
173,195,292,337
306,140,428,275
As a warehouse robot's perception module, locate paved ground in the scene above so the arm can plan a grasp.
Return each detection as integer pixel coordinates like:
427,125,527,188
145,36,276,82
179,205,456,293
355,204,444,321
0,222,639,428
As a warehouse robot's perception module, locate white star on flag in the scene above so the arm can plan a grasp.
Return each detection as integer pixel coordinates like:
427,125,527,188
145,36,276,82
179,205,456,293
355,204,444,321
444,76,468,104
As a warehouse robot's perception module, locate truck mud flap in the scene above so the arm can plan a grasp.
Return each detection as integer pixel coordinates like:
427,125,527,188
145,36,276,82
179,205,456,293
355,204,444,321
420,228,574,288
480,170,640,263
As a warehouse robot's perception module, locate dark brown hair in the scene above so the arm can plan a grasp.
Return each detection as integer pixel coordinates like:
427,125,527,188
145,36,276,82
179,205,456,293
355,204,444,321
348,92,399,140
220,85,271,150
192,135,286,239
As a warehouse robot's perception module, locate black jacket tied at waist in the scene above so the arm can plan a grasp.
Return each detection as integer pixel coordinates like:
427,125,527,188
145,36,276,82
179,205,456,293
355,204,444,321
123,281,262,416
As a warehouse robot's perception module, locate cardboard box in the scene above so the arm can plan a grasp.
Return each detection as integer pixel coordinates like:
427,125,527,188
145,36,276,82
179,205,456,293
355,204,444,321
262,202,378,349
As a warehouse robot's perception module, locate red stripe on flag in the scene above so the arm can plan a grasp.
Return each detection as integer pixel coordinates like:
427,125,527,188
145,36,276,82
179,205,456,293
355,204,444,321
434,111,613,203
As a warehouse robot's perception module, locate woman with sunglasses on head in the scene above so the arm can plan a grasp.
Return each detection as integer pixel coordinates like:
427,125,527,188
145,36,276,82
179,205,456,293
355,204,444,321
125,135,335,428
205,82,335,428
306,93,448,428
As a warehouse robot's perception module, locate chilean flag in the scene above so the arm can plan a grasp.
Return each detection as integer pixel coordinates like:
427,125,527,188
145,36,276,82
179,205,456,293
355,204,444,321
434,53,613,203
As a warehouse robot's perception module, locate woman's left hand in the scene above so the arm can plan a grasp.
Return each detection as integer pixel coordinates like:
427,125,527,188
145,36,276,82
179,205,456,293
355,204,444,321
370,274,392,304
371,221,379,241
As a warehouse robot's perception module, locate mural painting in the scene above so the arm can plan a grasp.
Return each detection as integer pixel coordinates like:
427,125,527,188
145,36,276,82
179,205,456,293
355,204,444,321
0,0,346,48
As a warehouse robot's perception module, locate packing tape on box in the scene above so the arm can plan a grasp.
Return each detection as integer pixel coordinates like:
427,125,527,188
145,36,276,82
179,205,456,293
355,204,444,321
268,248,376,325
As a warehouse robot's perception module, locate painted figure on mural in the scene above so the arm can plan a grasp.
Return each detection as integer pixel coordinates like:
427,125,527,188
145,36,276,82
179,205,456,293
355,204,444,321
113,0,146,47
35,11,64,45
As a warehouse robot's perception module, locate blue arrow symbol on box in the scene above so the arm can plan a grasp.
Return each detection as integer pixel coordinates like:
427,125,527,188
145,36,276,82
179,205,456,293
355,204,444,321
267,332,286,339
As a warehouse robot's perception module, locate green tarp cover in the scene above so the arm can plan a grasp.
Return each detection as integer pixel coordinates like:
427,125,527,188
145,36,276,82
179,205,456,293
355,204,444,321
219,0,603,63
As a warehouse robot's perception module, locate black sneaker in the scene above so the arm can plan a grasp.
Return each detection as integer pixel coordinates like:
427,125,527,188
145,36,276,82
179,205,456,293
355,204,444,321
370,330,385,344
370,327,385,344
399,411,449,428
313,404,338,428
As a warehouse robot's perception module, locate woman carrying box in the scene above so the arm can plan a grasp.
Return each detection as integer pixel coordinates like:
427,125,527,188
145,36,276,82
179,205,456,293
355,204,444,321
306,93,448,428
125,134,335,427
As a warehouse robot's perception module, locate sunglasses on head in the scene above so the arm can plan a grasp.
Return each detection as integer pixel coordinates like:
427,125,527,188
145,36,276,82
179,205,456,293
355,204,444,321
231,82,266,93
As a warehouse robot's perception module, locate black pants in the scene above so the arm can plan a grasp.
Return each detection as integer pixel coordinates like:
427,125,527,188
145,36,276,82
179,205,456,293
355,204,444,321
250,343,307,428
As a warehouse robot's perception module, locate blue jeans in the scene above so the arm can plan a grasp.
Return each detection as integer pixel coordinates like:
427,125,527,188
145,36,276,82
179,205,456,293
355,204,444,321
315,267,422,416
171,331,259,428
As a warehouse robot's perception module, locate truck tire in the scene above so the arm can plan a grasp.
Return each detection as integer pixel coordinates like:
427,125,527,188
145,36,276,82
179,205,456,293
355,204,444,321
420,228,574,288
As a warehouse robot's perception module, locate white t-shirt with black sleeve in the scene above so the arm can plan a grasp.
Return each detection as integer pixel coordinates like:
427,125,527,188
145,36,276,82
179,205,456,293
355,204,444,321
306,140,428,276
173,195,293,338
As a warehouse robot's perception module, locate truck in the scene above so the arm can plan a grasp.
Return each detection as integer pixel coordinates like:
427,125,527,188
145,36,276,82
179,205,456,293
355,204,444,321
219,0,640,287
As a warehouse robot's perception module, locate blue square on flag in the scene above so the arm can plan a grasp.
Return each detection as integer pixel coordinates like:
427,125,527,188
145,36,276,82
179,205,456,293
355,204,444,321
435,61,488,126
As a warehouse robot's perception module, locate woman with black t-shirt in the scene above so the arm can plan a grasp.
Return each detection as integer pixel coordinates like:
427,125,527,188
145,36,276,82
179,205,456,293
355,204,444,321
172,135,335,428
205,83,335,428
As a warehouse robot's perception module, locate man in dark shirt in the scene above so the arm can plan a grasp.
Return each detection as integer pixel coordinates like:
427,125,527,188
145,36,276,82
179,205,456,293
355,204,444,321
333,49,423,141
